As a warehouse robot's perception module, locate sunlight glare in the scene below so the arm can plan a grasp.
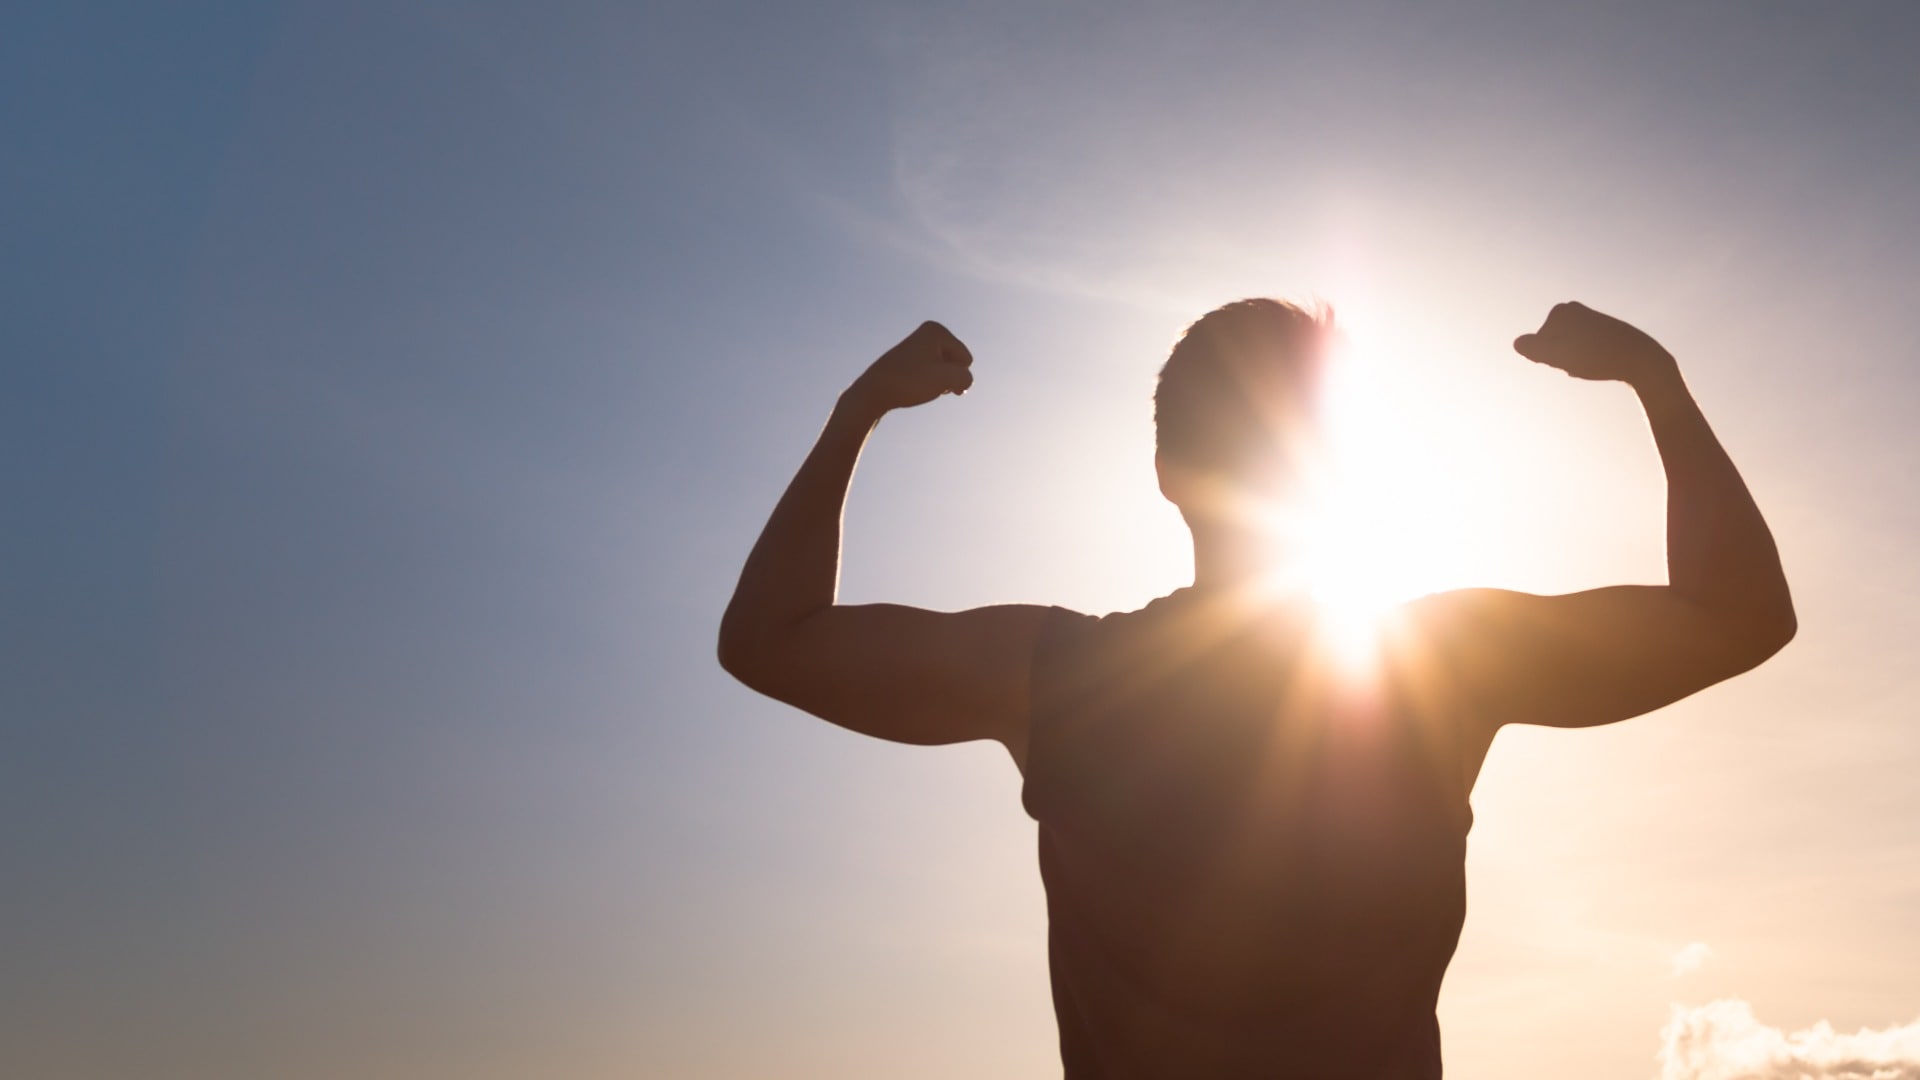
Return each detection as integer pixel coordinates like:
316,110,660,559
1279,312,1467,668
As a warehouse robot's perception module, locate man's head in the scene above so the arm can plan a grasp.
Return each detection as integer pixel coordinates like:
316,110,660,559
1154,298,1333,521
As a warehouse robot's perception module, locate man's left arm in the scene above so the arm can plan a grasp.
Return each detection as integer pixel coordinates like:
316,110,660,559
1403,303,1794,733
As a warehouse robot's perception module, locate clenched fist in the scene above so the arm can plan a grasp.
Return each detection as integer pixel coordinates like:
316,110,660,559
1514,302,1677,387
845,320,975,415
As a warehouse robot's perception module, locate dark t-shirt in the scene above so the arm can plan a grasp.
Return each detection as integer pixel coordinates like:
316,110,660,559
1022,591,1475,1079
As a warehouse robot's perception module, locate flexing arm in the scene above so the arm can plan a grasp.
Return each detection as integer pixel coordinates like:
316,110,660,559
1618,318,1793,634
1410,303,1795,729
717,321,1047,758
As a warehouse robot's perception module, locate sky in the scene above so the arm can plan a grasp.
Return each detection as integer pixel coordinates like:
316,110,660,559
3,2,1918,1078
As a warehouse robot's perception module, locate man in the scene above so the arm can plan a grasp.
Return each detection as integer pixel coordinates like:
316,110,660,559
717,300,1795,1078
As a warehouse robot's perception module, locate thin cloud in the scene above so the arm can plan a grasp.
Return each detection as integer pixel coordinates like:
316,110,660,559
1661,999,1920,1080
870,7,1402,313
1671,942,1713,978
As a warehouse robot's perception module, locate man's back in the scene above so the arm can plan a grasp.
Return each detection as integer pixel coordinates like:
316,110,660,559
1024,592,1470,1078
718,304,1794,1076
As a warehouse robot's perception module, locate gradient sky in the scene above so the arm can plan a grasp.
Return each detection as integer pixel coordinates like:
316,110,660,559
5,3,1918,1078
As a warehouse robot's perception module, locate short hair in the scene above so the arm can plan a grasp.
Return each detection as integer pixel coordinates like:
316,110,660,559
1154,298,1332,481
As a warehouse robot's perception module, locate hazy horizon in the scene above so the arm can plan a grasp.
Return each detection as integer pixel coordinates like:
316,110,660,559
5,3,1918,1078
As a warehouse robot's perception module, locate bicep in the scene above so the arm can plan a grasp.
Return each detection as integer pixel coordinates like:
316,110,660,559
1408,586,1770,730
739,602,1050,749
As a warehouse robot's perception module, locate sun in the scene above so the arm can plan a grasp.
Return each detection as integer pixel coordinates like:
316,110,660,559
1276,321,1463,668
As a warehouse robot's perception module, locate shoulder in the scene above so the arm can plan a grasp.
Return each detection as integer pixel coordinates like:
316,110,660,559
1389,588,1543,688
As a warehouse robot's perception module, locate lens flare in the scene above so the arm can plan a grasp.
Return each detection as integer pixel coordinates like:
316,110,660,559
1266,325,1459,670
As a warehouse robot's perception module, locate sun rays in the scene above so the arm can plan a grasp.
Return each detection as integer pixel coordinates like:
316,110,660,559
1259,314,1472,669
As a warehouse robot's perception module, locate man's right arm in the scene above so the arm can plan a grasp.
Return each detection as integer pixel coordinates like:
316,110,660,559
1407,303,1795,730
716,321,1048,765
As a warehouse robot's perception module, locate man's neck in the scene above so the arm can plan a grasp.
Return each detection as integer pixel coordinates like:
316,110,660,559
1188,525,1292,593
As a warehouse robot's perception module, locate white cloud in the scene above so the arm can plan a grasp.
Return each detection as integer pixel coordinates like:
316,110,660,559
1661,999,1920,1080
1671,942,1713,978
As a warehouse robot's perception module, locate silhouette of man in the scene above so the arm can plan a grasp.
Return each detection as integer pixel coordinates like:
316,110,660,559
718,300,1795,1078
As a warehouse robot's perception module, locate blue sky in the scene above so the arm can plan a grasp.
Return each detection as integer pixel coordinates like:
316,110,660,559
4,3,1918,1077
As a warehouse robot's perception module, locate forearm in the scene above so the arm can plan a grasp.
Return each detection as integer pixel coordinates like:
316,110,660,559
1632,361,1794,641
718,388,886,670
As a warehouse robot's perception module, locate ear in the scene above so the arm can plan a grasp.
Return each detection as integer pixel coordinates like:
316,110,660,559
1156,452,1208,520
1155,450,1182,506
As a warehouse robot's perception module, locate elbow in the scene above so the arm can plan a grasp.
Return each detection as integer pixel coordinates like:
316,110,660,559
717,601,823,695
716,631,743,681
1762,576,1798,656
717,634,770,694
717,610,793,696
716,610,761,685
1737,596,1797,668
1764,602,1797,657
